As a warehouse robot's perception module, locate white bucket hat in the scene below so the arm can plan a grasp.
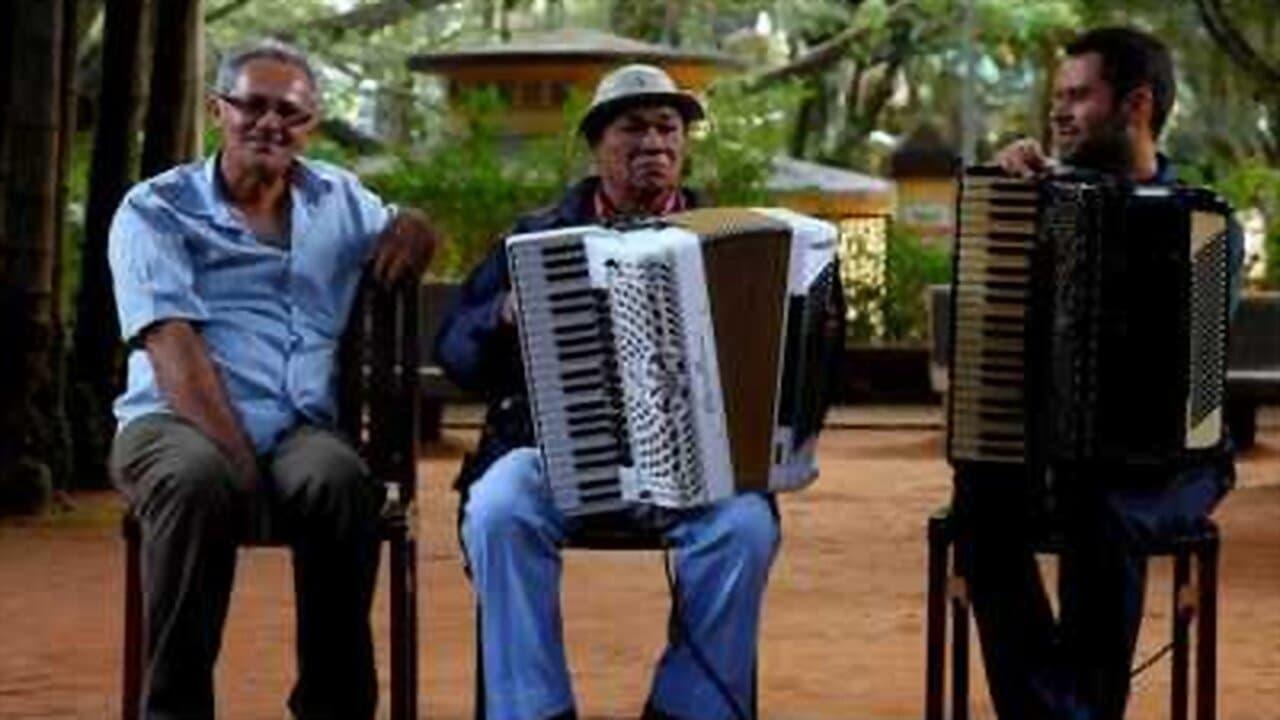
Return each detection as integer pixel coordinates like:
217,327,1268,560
578,64,706,142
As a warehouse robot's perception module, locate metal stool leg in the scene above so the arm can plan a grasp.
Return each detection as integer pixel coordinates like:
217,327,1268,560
951,572,970,720
474,605,485,720
925,515,949,720
1196,532,1220,720
389,529,419,720
1172,549,1191,720
122,517,143,720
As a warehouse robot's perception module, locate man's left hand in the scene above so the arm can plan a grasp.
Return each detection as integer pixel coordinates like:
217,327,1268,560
371,209,441,286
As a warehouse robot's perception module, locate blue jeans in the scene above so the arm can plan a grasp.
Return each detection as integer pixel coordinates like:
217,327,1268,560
462,448,780,720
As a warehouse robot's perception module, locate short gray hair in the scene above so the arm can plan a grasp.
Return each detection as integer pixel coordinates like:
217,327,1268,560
214,39,319,97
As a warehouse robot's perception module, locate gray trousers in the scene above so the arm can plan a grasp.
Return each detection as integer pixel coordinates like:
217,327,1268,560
111,414,384,720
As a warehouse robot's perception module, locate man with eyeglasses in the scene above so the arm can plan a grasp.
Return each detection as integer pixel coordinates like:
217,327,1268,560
107,40,438,720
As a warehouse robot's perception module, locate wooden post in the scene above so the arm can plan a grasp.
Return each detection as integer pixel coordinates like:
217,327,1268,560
141,0,201,178
73,0,150,490
0,0,65,512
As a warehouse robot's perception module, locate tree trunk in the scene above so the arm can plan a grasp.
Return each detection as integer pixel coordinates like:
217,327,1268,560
46,0,82,497
0,0,65,514
73,0,149,491
0,2,13,227
186,7,204,157
141,0,200,178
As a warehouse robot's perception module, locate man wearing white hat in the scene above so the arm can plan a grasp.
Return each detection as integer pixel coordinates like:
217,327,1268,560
435,64,778,720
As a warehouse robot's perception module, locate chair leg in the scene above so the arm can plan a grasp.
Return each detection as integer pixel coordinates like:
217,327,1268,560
122,517,143,720
1196,533,1220,720
951,577,970,720
1172,550,1191,720
475,605,486,720
925,514,949,720
751,658,759,720
389,531,418,720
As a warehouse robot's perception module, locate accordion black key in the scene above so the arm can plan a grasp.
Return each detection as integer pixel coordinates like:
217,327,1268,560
946,166,1234,479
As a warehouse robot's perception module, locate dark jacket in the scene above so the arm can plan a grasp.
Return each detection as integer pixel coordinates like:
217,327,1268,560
434,176,702,488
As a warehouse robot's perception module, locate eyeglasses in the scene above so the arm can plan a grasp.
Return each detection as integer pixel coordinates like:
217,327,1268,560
214,91,315,127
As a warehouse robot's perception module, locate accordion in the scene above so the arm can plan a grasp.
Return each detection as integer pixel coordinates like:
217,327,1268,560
947,166,1233,479
507,207,840,516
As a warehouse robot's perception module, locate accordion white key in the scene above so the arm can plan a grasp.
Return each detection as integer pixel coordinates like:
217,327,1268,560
507,207,841,516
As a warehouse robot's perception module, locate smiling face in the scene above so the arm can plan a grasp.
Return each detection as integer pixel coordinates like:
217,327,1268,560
1050,51,1134,172
210,58,319,182
593,104,687,206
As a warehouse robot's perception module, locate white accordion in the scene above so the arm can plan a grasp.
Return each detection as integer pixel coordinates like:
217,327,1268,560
507,207,840,516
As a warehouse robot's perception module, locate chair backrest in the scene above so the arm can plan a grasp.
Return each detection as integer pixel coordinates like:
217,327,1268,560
338,275,421,507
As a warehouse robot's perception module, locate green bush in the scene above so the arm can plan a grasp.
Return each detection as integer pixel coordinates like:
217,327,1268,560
844,223,951,343
357,88,588,279
1187,158,1280,290
688,78,805,205
881,225,952,341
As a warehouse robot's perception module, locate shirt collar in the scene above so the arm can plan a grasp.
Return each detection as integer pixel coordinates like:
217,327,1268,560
194,153,334,219
1151,153,1176,185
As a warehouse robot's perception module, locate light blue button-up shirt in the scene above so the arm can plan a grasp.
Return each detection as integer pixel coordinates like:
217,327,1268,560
110,155,393,453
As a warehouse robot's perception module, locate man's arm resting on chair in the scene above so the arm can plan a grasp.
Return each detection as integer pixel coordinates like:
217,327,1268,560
144,319,260,490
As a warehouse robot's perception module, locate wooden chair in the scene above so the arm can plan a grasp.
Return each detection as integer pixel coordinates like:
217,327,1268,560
121,275,421,720
472,517,759,720
924,506,1220,720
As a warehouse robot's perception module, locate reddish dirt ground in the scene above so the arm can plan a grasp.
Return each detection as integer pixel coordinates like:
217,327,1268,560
1,424,1277,719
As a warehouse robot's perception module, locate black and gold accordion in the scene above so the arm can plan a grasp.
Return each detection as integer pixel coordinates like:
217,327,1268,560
946,166,1234,479
507,208,841,516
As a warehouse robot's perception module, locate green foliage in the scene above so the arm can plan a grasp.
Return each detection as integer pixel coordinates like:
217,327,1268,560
690,78,806,205
1213,160,1280,289
355,88,589,279
881,226,951,341
844,223,951,343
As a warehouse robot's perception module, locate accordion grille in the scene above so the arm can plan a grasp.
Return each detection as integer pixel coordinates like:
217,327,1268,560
607,257,706,505
1187,212,1230,444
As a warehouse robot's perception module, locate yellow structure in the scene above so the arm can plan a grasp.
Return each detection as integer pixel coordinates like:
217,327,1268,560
889,125,958,247
408,28,740,139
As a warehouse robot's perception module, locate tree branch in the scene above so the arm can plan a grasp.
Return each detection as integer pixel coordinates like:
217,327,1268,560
205,0,253,25
1195,0,1280,87
748,0,928,90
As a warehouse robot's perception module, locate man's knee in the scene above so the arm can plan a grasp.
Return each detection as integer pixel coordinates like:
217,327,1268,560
274,429,379,525
705,494,780,570
462,447,547,545
132,430,240,526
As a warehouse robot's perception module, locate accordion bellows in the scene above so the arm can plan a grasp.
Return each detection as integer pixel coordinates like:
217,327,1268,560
507,207,840,516
947,166,1233,476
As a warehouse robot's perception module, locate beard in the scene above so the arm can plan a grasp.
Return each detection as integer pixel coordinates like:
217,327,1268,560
1056,112,1134,175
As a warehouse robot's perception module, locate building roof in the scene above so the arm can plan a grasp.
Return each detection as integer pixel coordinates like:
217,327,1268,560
408,27,742,72
767,156,894,197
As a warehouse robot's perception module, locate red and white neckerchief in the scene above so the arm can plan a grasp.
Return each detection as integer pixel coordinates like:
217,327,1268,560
593,186,686,221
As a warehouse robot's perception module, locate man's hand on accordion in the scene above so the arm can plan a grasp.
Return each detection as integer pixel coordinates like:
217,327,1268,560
500,291,518,327
994,137,1056,178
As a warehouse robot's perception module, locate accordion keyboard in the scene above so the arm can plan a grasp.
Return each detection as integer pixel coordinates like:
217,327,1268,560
949,173,1038,464
508,234,629,515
